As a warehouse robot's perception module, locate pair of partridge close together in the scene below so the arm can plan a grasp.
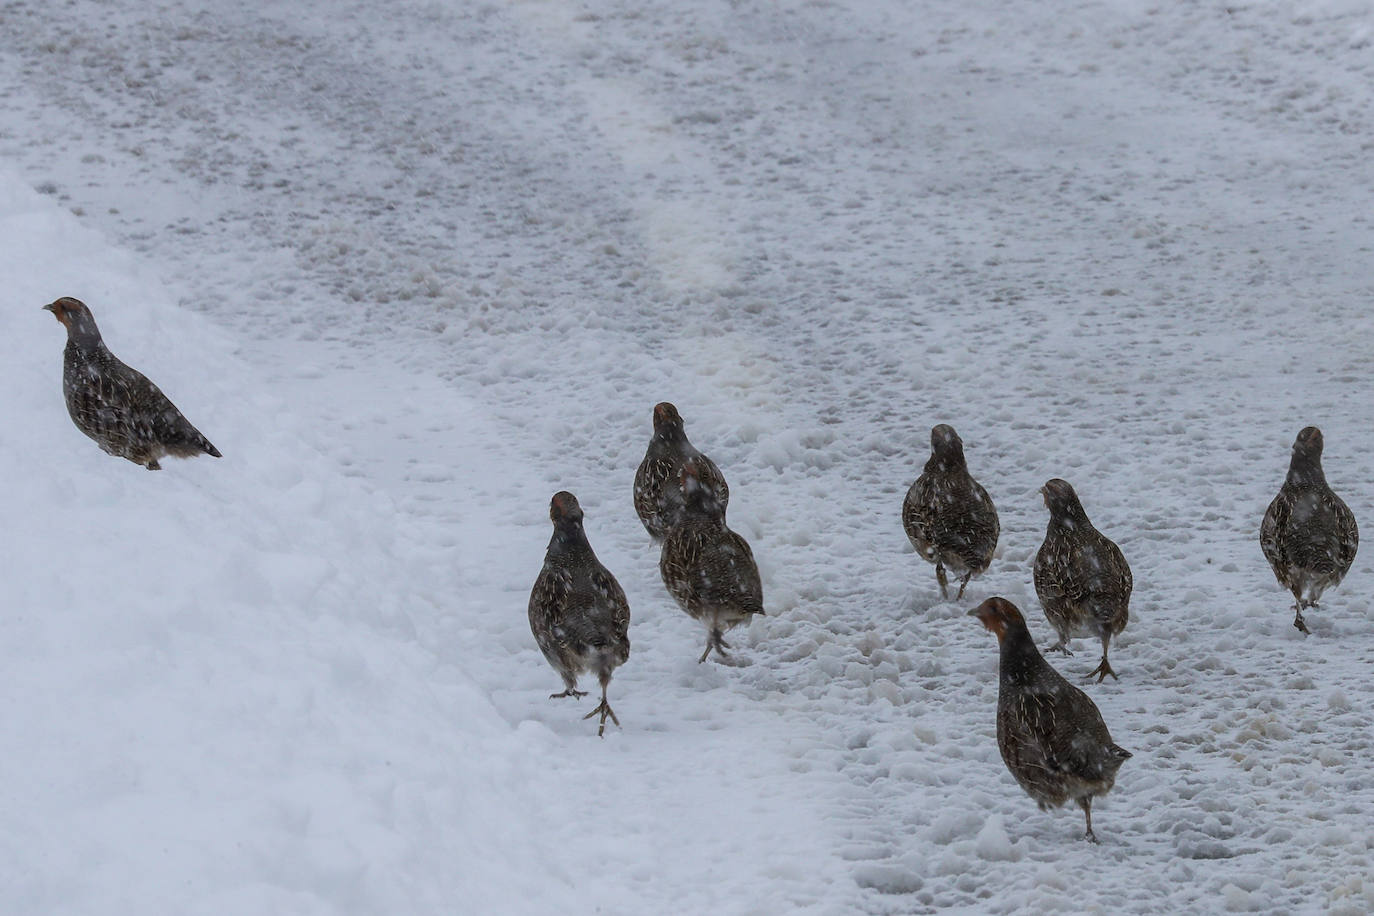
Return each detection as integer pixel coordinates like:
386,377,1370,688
902,425,1132,683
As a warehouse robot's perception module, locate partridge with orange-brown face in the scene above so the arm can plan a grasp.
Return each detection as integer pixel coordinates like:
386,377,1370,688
44,297,220,470
971,597,1131,843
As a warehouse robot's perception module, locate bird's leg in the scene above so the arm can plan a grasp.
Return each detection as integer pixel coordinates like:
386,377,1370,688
1085,637,1118,682
145,460,161,471
581,681,620,737
935,563,950,600
1045,637,1073,656
1292,599,1311,635
955,571,973,600
698,628,732,663
1079,797,1099,844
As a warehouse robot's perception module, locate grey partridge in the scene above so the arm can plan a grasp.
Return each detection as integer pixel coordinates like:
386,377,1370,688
902,424,1000,600
659,459,763,662
44,297,220,470
1033,479,1133,682
1260,427,1358,634
528,492,631,736
971,597,1132,843
633,402,729,541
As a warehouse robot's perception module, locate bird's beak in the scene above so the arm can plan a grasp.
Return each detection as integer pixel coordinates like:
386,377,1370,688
42,302,55,313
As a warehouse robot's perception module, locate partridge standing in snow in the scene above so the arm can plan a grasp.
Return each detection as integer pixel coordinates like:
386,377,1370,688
1260,427,1358,634
1033,479,1133,682
528,492,631,736
44,297,221,470
902,424,1000,599
633,402,730,541
971,597,1132,843
660,459,763,662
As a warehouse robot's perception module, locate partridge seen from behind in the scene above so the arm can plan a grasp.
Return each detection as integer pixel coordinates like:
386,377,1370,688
44,297,221,470
902,424,1000,599
660,459,764,663
971,597,1132,843
1033,479,1133,682
1260,427,1358,634
528,492,631,736
634,402,730,541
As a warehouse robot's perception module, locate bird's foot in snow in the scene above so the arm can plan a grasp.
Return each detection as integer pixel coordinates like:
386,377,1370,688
1085,656,1118,682
582,698,620,737
549,688,588,700
699,631,732,664
1046,640,1073,656
1292,612,1311,635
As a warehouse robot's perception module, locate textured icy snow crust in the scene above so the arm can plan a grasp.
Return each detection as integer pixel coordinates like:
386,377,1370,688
2,0,1373,913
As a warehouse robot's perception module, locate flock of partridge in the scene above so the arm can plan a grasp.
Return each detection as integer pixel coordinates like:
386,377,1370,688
44,298,1360,842
525,402,1359,842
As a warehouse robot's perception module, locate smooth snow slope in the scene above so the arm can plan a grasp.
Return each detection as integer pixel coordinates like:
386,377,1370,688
0,176,592,913
2,0,1374,913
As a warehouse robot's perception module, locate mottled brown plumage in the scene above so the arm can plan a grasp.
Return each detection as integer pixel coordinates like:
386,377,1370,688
44,297,221,470
902,424,999,600
528,492,631,736
971,597,1131,843
634,402,729,541
1033,479,1133,683
659,459,763,663
1260,427,1358,634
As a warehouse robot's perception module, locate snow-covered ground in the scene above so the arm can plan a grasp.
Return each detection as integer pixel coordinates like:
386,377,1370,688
2,0,1373,912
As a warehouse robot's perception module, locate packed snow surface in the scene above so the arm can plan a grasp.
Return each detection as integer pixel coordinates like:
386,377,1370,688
1,0,1373,913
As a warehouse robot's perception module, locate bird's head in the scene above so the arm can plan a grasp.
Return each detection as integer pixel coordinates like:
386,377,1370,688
44,296,101,341
928,424,966,469
969,597,1026,642
549,491,584,526
1293,426,1323,459
652,402,684,437
1039,478,1084,518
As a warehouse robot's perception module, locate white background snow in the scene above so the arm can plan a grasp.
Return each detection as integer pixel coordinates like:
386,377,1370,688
1,0,1372,912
